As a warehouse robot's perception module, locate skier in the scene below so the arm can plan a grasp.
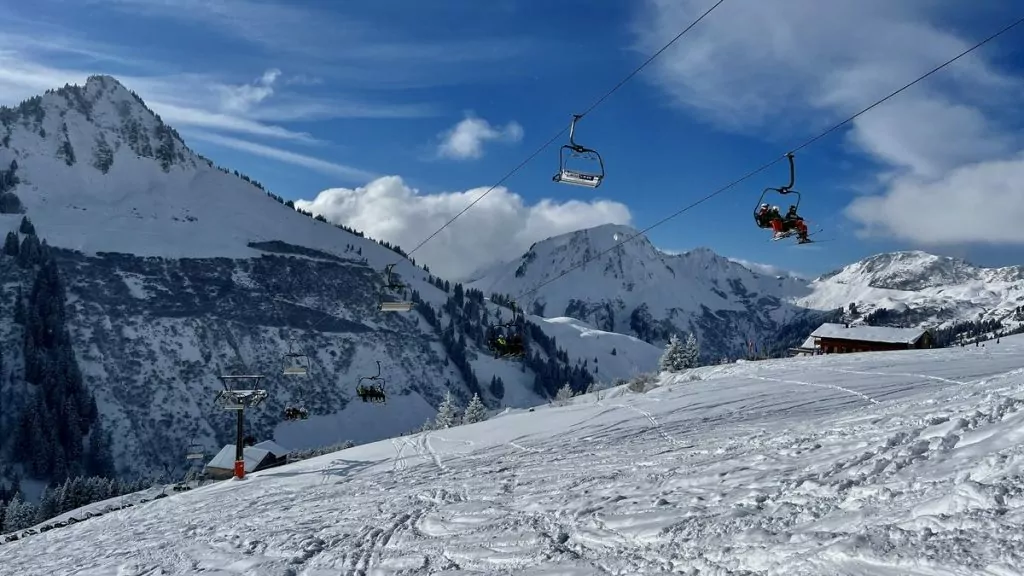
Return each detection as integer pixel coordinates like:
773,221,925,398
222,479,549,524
779,204,810,242
489,331,524,357
283,406,307,420
755,203,781,229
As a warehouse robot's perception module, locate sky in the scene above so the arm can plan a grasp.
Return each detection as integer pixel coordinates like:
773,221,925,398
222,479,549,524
0,0,1023,282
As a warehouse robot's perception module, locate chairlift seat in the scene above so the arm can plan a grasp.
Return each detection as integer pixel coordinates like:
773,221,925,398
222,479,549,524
379,301,414,312
282,364,307,376
554,168,602,188
185,452,205,460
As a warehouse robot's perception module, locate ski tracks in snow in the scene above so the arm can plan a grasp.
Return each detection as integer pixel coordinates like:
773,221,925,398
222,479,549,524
8,344,1024,574
752,374,881,405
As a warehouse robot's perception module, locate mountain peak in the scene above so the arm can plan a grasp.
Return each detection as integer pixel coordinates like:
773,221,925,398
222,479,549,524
818,250,980,290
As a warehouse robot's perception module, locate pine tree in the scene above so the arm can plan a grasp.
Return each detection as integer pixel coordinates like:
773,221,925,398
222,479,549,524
18,216,34,235
659,334,688,372
683,332,700,368
3,493,36,532
462,393,487,425
434,391,459,429
489,374,505,399
3,230,18,256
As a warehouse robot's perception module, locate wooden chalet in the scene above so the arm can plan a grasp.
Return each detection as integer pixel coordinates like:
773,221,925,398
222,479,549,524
808,322,933,355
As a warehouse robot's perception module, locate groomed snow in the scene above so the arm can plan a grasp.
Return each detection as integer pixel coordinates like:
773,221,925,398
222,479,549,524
4,338,1024,574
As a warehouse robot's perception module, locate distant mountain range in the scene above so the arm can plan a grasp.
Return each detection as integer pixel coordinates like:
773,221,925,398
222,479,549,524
467,224,1024,357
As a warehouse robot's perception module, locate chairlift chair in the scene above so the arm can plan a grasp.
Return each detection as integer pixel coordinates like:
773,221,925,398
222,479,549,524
754,152,801,229
487,301,527,359
378,264,414,312
185,441,205,461
282,345,310,377
356,360,387,403
553,114,605,189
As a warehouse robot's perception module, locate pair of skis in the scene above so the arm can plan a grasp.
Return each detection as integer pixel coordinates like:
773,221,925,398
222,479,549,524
769,225,830,244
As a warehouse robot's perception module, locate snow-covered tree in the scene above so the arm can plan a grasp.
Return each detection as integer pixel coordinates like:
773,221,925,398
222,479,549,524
3,493,36,532
434,391,459,429
659,334,688,372
683,332,700,368
554,383,574,404
462,394,488,424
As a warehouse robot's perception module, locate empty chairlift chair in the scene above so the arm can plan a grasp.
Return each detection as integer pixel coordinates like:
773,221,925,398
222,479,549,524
552,114,605,189
282,347,310,377
378,263,414,312
185,441,205,461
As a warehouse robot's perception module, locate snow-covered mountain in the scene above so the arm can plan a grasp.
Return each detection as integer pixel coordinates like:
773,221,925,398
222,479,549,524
798,250,1024,330
0,76,656,481
467,223,813,359
468,226,1024,357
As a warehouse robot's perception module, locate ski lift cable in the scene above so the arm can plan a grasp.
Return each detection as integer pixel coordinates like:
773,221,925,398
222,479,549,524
510,13,1024,303
391,0,729,266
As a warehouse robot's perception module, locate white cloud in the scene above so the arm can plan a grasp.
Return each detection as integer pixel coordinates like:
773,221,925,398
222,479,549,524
727,258,806,279
294,176,631,279
186,131,378,181
845,152,1024,244
436,114,524,160
632,0,1024,245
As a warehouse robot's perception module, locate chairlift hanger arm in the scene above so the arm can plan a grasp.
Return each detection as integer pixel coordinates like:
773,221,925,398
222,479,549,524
384,263,404,290
780,152,796,192
359,360,382,385
568,114,584,148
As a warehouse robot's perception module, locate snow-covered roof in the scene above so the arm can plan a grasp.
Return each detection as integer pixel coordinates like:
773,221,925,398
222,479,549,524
810,322,928,344
799,335,817,349
206,445,273,472
252,440,291,457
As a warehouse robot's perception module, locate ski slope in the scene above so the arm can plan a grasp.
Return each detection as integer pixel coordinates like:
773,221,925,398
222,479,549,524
4,338,1024,575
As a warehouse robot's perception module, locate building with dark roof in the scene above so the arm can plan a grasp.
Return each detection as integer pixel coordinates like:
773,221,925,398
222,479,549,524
809,322,933,354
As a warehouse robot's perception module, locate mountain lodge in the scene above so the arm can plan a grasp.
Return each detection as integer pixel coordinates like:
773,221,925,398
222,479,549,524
797,322,934,355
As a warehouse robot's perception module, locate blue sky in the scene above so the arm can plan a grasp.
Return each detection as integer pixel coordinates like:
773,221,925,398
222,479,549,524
1,0,1023,281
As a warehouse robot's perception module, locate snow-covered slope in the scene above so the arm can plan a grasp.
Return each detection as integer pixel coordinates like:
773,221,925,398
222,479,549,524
4,335,1024,573
799,250,1024,330
468,223,813,359
527,315,662,382
0,76,621,480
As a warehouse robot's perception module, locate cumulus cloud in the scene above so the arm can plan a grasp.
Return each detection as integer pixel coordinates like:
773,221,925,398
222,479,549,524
727,258,805,279
294,176,631,279
632,0,1024,245
845,152,1024,244
436,114,524,160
